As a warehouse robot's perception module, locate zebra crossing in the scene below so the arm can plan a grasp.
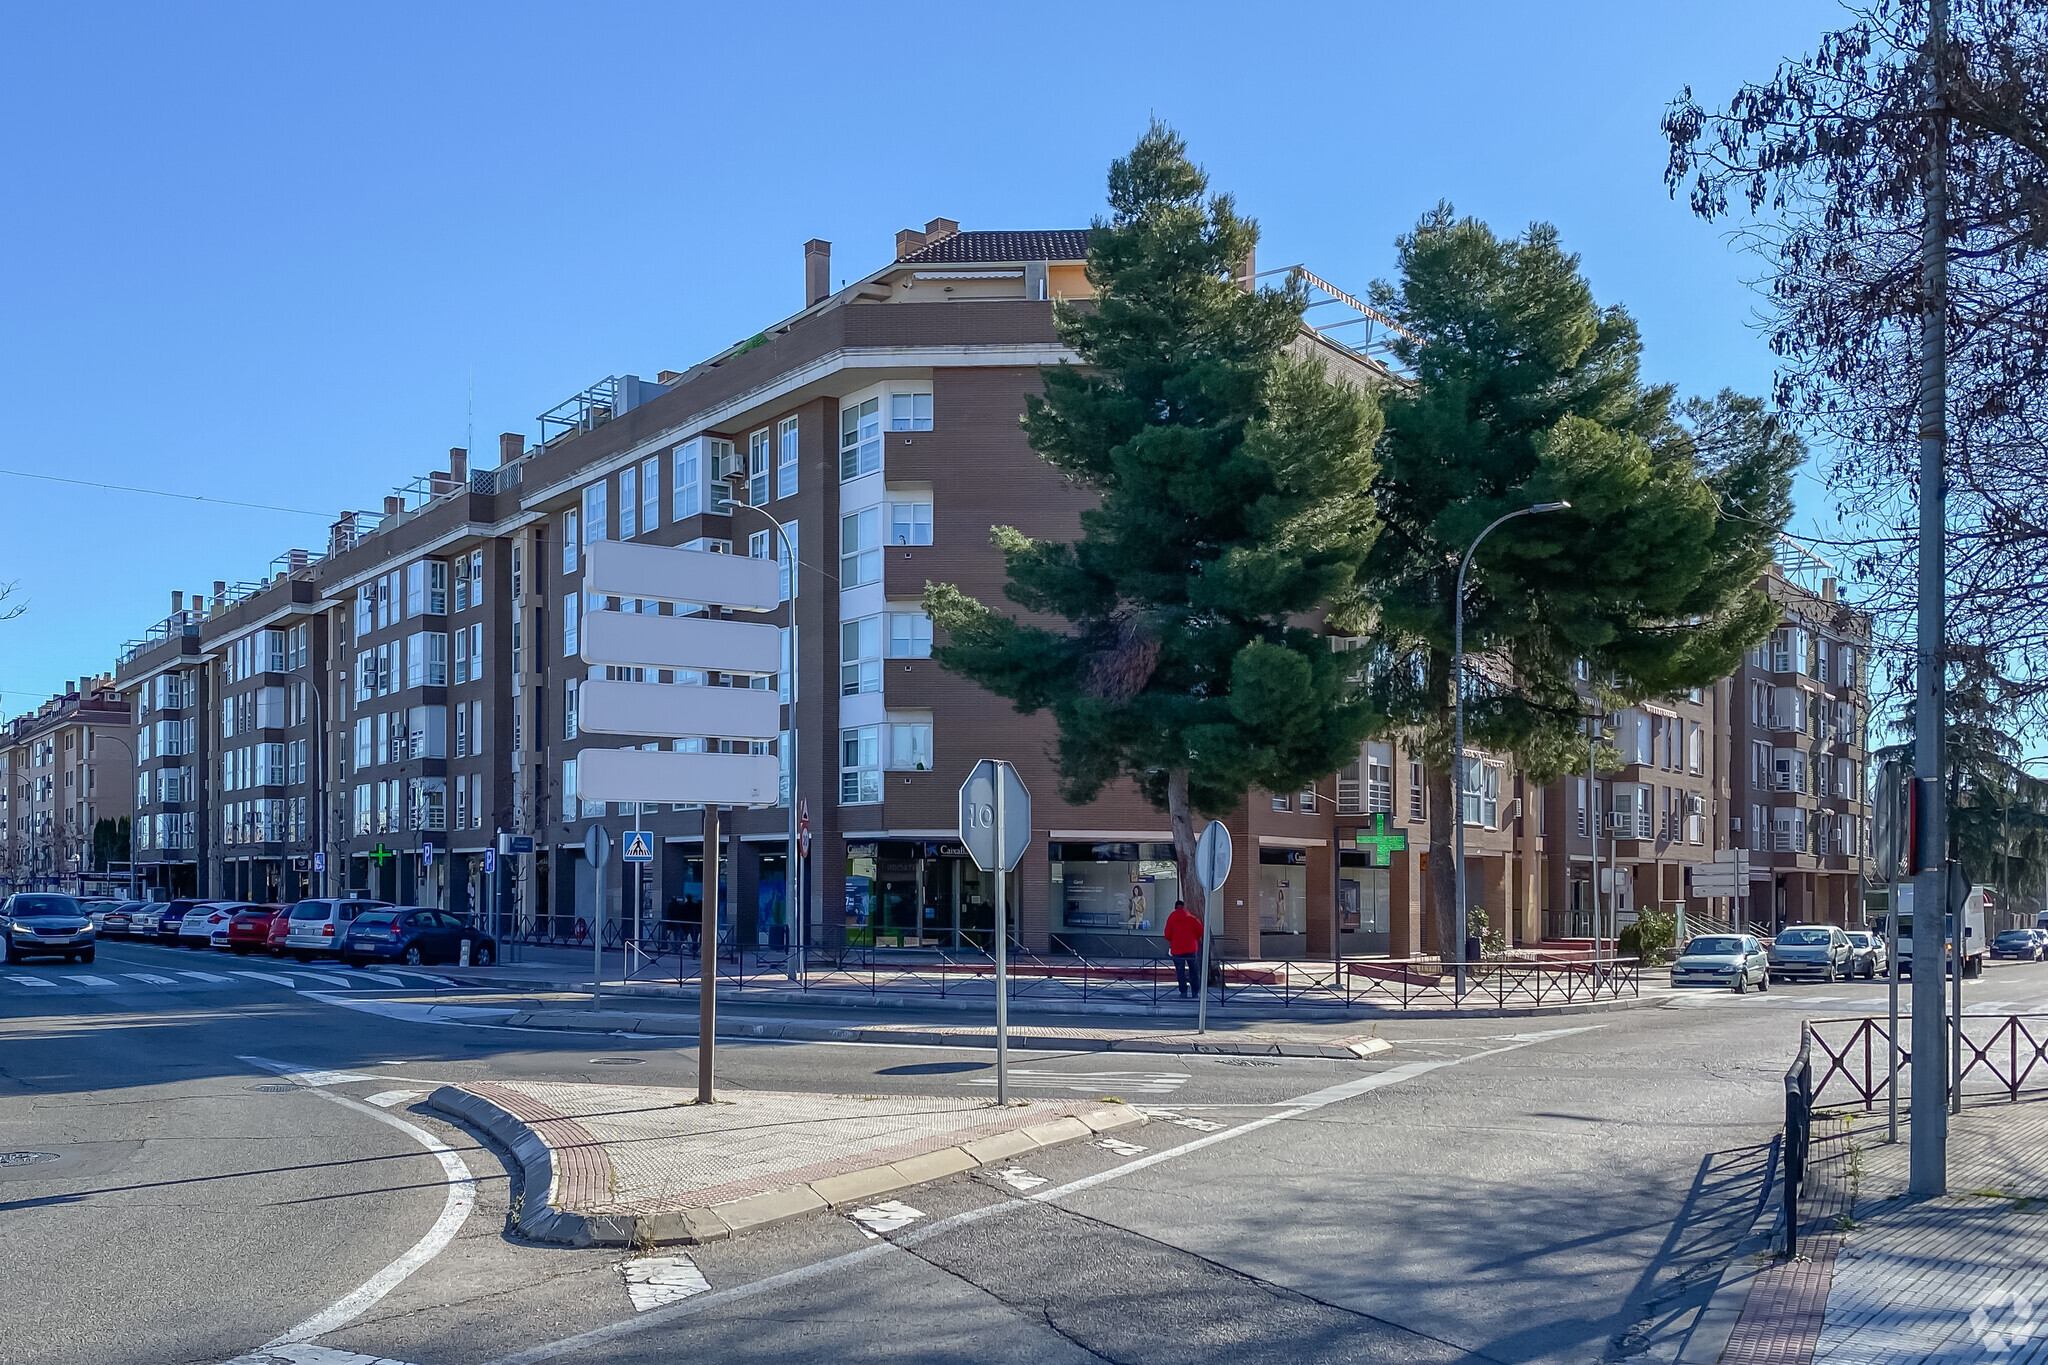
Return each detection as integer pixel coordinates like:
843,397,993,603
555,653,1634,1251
3,964,457,997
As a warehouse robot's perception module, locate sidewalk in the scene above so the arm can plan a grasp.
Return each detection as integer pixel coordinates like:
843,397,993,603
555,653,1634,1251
1692,1098,2048,1364
432,1080,1144,1247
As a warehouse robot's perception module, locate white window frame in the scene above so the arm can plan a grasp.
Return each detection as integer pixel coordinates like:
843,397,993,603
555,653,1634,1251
583,482,607,544
887,720,933,771
673,441,701,520
777,415,799,499
841,616,882,695
640,456,660,533
748,428,771,506
619,465,638,539
889,500,933,546
839,726,881,804
839,396,881,480
841,508,881,587
888,391,933,431
887,611,932,659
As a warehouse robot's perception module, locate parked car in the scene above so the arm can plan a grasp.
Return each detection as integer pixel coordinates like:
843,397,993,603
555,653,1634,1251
1844,930,1888,979
1671,934,1771,993
1768,925,1855,983
100,901,148,937
129,903,167,937
1992,928,2045,962
265,907,294,956
283,898,392,961
178,902,249,949
152,900,202,943
226,905,291,955
1,893,96,965
77,899,120,929
341,906,496,968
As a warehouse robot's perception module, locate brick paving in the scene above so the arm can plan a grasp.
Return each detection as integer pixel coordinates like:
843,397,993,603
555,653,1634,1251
1723,1236,1846,1365
469,1079,1127,1216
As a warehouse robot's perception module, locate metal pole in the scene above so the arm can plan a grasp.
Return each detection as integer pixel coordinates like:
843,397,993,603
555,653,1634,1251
590,837,603,1009
701,804,720,1104
994,770,1009,1105
1910,0,1951,1198
1196,887,1213,1034
1953,878,1964,1114
631,804,641,981
1888,882,1900,1143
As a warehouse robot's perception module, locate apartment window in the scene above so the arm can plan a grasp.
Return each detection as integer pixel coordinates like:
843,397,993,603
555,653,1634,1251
1409,760,1426,821
888,721,933,771
378,574,393,629
1367,745,1394,813
841,508,881,586
889,392,933,431
890,501,933,546
778,520,797,601
406,632,448,687
221,696,236,739
749,429,771,505
564,678,579,740
887,611,932,659
1687,723,1703,773
842,616,882,695
258,628,284,673
508,543,519,600
562,595,579,658
1840,643,1856,687
256,685,285,728
258,742,286,787
1272,792,1291,812
639,456,660,533
619,465,638,538
1460,758,1501,829
1816,643,1832,684
356,586,375,637
673,442,701,520
454,704,469,758
1300,785,1319,814
777,415,799,499
840,396,882,479
455,554,473,612
840,726,881,803
455,777,468,833
562,510,579,573
454,627,471,685
354,785,372,835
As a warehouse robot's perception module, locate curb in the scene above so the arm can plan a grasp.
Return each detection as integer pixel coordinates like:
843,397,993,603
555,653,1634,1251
441,974,1665,1022
498,1009,1396,1059
1660,1137,1784,1365
428,1084,1146,1249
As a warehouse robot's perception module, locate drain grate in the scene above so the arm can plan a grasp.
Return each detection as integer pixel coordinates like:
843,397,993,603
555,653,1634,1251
589,1057,645,1065
248,1083,298,1093
0,1151,61,1167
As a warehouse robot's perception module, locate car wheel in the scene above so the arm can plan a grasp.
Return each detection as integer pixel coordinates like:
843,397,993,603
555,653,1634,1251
1757,970,1769,992
403,946,425,966
80,949,93,965
1733,972,1748,994
294,952,313,963
473,943,495,967
1823,965,1836,984
232,946,249,956
63,953,76,964
2,944,16,965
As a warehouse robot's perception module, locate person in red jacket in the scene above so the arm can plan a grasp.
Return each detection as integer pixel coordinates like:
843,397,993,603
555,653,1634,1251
1164,900,1204,998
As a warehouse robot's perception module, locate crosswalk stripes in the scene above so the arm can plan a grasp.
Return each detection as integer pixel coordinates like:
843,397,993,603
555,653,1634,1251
177,970,232,983
7,974,56,988
123,973,178,985
68,974,116,986
4,962,469,998
294,971,355,989
232,970,298,987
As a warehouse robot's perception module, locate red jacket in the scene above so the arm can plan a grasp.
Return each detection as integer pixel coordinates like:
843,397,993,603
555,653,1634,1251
1164,907,1203,956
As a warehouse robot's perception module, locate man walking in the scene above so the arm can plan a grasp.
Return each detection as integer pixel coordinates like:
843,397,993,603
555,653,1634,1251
1164,899,1203,998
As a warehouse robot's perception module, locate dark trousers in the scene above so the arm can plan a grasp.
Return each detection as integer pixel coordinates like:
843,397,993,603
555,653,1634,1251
1172,951,1199,994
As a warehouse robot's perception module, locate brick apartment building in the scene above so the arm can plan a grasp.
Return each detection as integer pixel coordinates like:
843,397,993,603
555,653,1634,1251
0,677,134,888
58,217,1869,953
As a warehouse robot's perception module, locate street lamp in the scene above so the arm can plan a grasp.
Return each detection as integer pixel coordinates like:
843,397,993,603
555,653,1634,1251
725,472,805,978
1454,500,1571,998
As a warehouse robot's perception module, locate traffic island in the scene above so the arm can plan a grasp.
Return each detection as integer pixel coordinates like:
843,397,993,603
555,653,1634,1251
432,1080,1146,1247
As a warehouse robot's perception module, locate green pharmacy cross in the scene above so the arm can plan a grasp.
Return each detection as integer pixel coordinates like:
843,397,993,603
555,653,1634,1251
1354,813,1408,868
368,844,397,867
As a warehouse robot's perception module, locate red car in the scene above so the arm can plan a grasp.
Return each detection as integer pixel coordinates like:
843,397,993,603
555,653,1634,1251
265,907,294,956
228,904,291,955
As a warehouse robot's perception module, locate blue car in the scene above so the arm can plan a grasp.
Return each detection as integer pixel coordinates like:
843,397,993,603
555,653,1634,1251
340,907,496,968
152,899,202,943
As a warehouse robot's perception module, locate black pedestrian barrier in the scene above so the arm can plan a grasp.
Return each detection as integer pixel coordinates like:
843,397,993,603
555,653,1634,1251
1783,1022,1814,1256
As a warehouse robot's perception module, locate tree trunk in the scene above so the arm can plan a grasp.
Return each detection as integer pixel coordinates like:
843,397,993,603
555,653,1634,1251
1167,767,1205,939
1426,644,1459,962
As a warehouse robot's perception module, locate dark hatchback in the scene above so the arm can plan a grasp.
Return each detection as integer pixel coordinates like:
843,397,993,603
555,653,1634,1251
152,900,202,943
340,907,496,968
2,894,97,964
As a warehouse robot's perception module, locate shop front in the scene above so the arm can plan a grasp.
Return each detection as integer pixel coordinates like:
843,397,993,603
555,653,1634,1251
1049,840,1178,957
1257,846,1309,959
843,839,1013,951
1338,850,1392,956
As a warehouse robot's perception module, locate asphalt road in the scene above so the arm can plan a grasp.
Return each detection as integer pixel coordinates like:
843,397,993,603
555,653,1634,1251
7,935,2048,1365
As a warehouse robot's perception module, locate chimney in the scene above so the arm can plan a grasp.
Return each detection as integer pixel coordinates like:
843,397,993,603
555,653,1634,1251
804,238,832,307
384,495,404,517
499,432,524,465
171,590,184,615
895,227,928,261
1822,578,1837,602
449,447,468,482
1239,243,1256,292
212,581,226,615
923,217,959,244
656,370,684,385
288,548,309,573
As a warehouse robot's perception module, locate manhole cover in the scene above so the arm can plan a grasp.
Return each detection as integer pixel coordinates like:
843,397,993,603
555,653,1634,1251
0,1151,61,1167
248,1083,298,1093
589,1057,645,1065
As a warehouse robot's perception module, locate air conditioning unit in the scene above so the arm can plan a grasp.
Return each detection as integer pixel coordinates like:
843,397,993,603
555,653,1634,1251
1686,793,1704,815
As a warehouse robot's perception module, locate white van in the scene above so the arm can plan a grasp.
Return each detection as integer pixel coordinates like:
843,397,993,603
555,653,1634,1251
282,898,392,961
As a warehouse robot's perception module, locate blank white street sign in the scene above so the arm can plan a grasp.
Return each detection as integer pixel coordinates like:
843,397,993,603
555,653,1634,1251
583,611,783,676
576,748,781,807
578,678,783,741
585,539,781,612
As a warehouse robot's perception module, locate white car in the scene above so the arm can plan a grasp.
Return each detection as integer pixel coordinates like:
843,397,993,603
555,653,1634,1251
282,898,392,961
129,904,167,937
177,902,248,949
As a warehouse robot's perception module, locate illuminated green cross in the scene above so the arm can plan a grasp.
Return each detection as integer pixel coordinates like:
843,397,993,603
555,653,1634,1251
1354,812,1408,867
368,844,396,867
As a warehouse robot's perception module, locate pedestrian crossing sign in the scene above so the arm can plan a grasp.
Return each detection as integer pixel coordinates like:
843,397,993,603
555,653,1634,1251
622,831,654,863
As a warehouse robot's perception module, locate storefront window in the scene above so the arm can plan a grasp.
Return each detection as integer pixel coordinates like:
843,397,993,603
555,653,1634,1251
1052,842,1178,934
1258,847,1308,935
1339,850,1391,945
843,840,1012,950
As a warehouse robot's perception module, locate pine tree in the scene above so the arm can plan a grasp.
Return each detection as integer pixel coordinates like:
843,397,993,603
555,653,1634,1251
924,123,1384,929
1365,208,1797,953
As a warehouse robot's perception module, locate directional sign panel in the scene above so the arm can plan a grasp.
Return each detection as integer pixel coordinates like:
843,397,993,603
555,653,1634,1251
1688,864,1740,897
582,611,783,676
579,678,782,741
576,748,781,808
585,539,781,612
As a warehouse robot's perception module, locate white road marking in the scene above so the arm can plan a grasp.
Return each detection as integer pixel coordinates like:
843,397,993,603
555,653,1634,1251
349,971,405,987
1138,1110,1225,1132
994,1167,1047,1191
1095,1137,1147,1156
233,970,300,987
221,1343,427,1364
232,1057,474,1353
301,994,517,1025
122,973,179,985
293,972,356,989
363,1091,425,1109
65,974,116,986
177,970,233,982
619,1254,710,1312
848,1200,925,1238
390,972,457,986
961,1069,1187,1095
7,974,58,987
471,1027,1606,1365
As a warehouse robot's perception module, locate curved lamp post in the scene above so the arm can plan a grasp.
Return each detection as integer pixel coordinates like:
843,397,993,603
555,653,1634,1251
1454,500,1571,998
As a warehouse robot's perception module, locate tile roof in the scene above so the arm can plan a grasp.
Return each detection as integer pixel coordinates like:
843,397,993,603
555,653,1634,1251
897,229,1093,265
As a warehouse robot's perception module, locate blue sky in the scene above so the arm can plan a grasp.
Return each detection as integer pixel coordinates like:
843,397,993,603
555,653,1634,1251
0,0,1851,715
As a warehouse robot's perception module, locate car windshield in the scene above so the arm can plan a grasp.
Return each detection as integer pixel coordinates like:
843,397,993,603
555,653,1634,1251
9,895,80,917
351,912,399,929
1689,937,1744,955
1846,933,1872,947
1778,929,1832,945
289,903,333,920
1997,931,2034,943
